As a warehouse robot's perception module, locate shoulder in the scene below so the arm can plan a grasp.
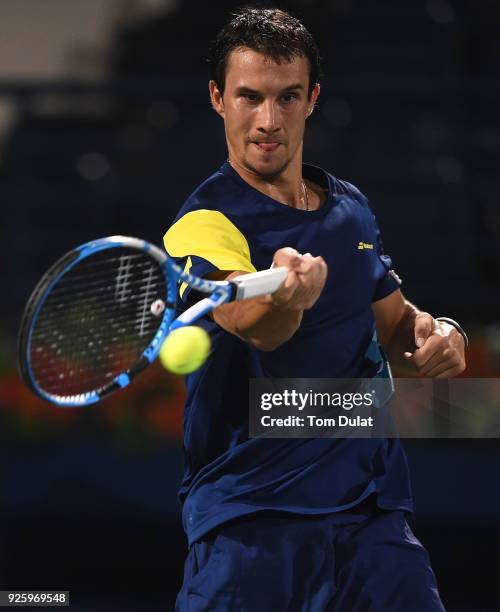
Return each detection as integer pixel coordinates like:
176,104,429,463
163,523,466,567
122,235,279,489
164,166,255,266
166,162,271,256
323,171,384,236
330,175,370,209
173,165,239,221
304,163,371,212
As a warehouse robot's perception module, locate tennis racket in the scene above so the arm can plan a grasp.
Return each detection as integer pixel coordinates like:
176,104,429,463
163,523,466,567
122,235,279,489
18,235,287,407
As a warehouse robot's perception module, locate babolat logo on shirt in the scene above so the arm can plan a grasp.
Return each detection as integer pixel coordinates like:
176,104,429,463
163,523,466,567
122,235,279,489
357,241,374,250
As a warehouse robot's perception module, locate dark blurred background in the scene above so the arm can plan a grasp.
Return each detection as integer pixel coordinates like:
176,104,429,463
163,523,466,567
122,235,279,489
1,0,499,610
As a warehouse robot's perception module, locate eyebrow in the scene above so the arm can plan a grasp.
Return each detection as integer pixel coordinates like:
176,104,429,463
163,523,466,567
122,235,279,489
234,83,305,95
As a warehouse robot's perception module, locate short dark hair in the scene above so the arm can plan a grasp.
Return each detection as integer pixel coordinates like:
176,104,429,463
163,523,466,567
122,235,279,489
209,7,321,98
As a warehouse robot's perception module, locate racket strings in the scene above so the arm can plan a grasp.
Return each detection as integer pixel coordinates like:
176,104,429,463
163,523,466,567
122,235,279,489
32,309,160,394
32,284,166,329
29,248,169,397
32,311,159,339
43,260,163,296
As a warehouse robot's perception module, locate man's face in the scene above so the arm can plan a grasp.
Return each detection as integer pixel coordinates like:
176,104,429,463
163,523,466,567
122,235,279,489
210,48,320,179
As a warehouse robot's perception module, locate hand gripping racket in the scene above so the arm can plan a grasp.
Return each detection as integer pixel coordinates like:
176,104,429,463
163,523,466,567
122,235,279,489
17,236,287,407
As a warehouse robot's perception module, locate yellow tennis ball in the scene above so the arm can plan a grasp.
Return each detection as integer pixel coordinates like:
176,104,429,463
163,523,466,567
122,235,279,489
159,326,211,374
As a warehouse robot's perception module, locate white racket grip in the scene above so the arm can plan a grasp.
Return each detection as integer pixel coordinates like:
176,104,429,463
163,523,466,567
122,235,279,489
231,267,288,300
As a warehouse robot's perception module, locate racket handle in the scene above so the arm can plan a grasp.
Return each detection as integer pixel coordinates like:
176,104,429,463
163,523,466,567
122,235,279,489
231,267,288,300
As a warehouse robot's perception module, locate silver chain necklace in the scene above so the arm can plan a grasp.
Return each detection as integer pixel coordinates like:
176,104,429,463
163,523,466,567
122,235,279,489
301,180,309,211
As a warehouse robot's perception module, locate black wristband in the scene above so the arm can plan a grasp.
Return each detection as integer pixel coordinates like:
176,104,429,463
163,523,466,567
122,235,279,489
435,317,469,348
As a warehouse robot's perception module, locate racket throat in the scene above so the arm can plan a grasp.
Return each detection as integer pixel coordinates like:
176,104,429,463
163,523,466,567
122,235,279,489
169,289,229,332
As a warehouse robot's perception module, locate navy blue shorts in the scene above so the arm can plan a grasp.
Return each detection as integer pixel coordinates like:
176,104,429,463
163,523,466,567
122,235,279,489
176,501,445,611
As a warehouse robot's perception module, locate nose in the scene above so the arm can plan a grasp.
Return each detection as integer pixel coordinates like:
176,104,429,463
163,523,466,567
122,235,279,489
257,99,280,134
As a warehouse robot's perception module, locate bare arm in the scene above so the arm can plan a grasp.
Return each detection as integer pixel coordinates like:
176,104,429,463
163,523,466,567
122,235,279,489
372,289,466,378
210,248,327,351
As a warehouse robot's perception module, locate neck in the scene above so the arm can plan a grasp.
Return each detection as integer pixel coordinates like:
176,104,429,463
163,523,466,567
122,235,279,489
228,148,308,210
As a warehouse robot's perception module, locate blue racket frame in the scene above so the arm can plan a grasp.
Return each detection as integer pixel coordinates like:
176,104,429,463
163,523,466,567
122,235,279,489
19,236,236,407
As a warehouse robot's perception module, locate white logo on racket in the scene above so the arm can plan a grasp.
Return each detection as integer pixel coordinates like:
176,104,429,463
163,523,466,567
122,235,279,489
137,264,155,337
115,254,133,303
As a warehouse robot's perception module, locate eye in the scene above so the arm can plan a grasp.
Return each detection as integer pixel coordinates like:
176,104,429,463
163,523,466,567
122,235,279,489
241,93,259,103
281,93,298,103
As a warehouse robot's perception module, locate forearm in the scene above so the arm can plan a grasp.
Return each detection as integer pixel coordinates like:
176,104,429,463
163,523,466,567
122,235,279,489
382,300,421,376
213,296,303,351
209,250,326,351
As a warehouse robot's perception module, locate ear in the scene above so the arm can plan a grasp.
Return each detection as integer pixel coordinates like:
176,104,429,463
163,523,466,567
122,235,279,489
307,82,321,117
209,80,225,117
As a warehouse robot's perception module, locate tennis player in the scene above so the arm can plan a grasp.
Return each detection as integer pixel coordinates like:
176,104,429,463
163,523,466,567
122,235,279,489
164,8,467,611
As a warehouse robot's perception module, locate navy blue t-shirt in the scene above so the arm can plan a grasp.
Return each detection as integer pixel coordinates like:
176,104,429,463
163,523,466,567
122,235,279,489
164,161,412,545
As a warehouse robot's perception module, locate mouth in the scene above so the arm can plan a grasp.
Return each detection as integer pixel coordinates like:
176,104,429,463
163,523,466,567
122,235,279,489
252,141,281,153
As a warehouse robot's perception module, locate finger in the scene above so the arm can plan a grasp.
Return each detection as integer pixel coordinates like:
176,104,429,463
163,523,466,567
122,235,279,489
423,356,459,378
280,247,300,257
404,343,443,373
411,335,444,369
418,348,454,376
435,365,464,379
296,255,324,276
282,268,299,293
414,313,434,348
296,256,313,274
294,276,325,309
269,269,299,306
315,256,328,280
289,256,305,271
403,352,419,373
273,247,302,269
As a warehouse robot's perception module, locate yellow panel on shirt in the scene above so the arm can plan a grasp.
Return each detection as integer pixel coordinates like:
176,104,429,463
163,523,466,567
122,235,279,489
163,209,257,297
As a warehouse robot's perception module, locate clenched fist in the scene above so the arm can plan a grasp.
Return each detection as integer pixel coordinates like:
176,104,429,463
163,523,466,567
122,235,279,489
404,312,466,378
269,247,328,311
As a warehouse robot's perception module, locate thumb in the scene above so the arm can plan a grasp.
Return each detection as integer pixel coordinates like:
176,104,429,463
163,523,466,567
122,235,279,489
414,312,434,348
273,247,302,270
